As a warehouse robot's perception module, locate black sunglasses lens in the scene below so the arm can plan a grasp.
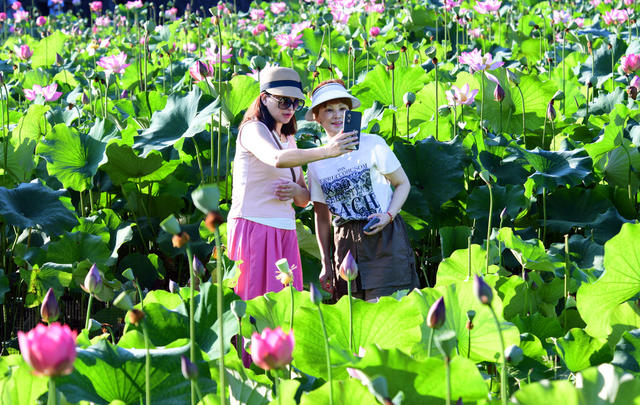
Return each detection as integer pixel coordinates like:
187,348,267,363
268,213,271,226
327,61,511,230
274,96,303,111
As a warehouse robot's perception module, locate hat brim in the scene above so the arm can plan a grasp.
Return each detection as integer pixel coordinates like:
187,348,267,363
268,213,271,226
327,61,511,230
304,90,361,121
267,86,305,101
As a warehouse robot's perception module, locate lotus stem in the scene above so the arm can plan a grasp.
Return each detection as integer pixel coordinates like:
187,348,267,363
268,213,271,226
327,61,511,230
142,322,151,405
84,293,93,330
435,60,439,140
482,177,493,275
563,234,569,331
488,305,508,405
444,354,452,405
226,124,231,198
480,72,485,134
406,105,410,140
48,378,57,405
215,229,226,405
217,23,224,186
347,280,354,354
191,138,205,184
466,228,472,281
515,84,525,145
542,187,547,245
288,283,294,379
186,245,196,405
427,327,434,358
562,30,566,117
317,304,334,405
328,26,333,79
210,116,215,183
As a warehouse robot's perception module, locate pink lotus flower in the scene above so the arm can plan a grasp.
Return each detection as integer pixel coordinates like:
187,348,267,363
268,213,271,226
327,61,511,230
97,52,130,75
205,45,232,64
631,75,640,88
0,12,6,22
51,0,63,5
125,0,143,10
36,15,46,26
189,60,213,83
552,10,571,24
13,9,29,23
16,44,32,60
469,28,482,38
446,83,479,106
275,33,303,50
164,6,177,20
12,1,22,11
183,43,197,52
443,0,462,11
270,2,287,14
459,48,503,73
291,21,312,35
18,323,77,377
369,26,380,37
574,17,585,28
250,8,265,21
473,0,501,15
94,15,110,26
604,9,629,25
251,327,294,370
89,1,102,12
621,54,640,74
24,83,63,102
364,0,384,13
251,23,267,36
331,9,350,24
339,250,358,281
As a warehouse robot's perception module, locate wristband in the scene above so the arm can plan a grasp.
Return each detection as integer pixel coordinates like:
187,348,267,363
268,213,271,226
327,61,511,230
386,211,394,221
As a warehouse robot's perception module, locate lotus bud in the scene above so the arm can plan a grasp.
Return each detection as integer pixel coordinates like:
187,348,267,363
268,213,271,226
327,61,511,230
403,91,416,107
55,53,63,65
339,250,358,281
168,279,180,294
231,300,246,319
310,283,323,305
426,296,445,329
505,344,523,365
369,26,380,37
506,68,519,86
180,355,199,380
249,316,257,326
250,326,295,370
546,100,556,121
493,83,505,102
40,288,60,323
18,323,77,377
473,274,493,305
172,231,190,248
120,89,128,99
82,92,89,104
500,207,507,221
128,309,145,325
84,264,103,294
466,310,476,330
204,211,224,232
192,256,206,278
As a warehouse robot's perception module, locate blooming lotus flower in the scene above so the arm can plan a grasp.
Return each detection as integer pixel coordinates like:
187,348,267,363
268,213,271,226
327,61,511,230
369,26,380,37
275,33,303,50
250,8,265,21
94,15,110,27
446,83,478,106
40,288,60,324
183,43,197,52
18,323,77,377
443,0,462,11
574,17,585,28
89,0,102,12
552,10,571,24
270,2,287,14
331,9,350,24
51,0,63,5
469,28,482,38
36,16,46,26
604,9,629,25
473,0,501,15
275,258,294,286
24,83,62,102
251,23,267,36
164,6,177,19
0,12,6,21
125,0,143,9
427,297,446,329
291,21,312,35
365,0,384,13
13,9,28,23
16,44,32,60
621,54,640,74
339,250,358,281
205,45,232,64
251,327,294,370
12,1,22,11
459,48,503,73
97,52,131,75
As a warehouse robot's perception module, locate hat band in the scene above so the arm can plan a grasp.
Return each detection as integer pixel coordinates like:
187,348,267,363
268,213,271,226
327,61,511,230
261,80,303,92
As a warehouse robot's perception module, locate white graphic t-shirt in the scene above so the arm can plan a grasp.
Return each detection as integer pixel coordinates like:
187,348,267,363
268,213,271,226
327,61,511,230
307,134,401,224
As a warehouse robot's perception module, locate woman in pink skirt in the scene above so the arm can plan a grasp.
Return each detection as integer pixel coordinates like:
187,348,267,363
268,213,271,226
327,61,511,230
227,67,358,300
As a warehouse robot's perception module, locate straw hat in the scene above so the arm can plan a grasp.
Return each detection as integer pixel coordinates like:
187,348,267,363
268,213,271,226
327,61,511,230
259,67,305,100
304,82,361,121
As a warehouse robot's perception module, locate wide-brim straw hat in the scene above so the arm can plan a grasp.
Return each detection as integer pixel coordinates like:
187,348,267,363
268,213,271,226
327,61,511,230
304,82,361,121
259,67,305,100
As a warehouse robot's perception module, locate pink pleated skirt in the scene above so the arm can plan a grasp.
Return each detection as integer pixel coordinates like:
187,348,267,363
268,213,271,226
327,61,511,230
226,217,303,300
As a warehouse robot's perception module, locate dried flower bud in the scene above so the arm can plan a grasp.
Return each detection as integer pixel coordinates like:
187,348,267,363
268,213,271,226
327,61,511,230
204,211,224,232
628,86,638,100
172,231,190,248
128,309,145,325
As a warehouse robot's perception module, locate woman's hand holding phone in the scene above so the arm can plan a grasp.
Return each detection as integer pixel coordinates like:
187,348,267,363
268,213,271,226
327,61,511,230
324,131,359,157
363,213,391,235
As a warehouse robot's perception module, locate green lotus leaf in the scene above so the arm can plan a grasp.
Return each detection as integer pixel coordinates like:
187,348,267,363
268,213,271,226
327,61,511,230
299,379,377,405
519,147,593,191
583,104,627,165
11,104,49,145
351,64,429,109
46,231,112,266
0,182,77,235
20,262,72,308
0,355,48,405
497,228,563,272
612,329,640,372
467,184,528,227
219,75,260,125
513,379,579,405
576,37,627,88
0,138,37,186
604,143,640,191
56,340,214,405
133,88,221,156
577,223,640,340
439,225,471,259
478,149,530,186
543,186,614,235
435,244,499,287
37,124,105,192
553,328,612,372
31,31,68,68
100,143,165,185
241,288,316,337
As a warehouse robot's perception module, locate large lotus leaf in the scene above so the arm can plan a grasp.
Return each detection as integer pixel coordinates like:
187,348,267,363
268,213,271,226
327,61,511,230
46,231,112,266
554,328,612,373
478,149,531,186
439,225,471,259
11,104,49,145
31,31,68,68
56,340,214,405
517,333,555,381
519,147,593,191
604,144,640,191
351,64,429,109
0,355,48,405
467,184,528,224
132,91,167,121
577,363,640,405
612,329,640,372
220,75,260,124
584,105,627,165
577,223,640,340
497,228,563,272
548,235,604,273
100,143,165,185
346,346,488,404
20,263,72,308
0,138,36,185
412,282,520,363
435,244,499,287
133,89,221,156
543,186,614,234
513,379,580,405
0,182,77,235
299,379,377,405
291,293,423,380
393,137,469,225
575,36,627,88
36,124,105,192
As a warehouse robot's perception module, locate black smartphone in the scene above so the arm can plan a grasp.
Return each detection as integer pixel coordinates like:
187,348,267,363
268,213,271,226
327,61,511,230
363,217,380,232
343,110,362,150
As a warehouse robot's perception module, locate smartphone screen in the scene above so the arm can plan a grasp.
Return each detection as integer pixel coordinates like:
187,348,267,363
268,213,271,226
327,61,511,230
342,110,362,150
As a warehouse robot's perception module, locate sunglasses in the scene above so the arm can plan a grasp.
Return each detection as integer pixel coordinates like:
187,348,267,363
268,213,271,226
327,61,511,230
266,93,304,111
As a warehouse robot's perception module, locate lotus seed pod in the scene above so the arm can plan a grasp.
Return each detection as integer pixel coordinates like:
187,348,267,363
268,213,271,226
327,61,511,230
403,91,416,107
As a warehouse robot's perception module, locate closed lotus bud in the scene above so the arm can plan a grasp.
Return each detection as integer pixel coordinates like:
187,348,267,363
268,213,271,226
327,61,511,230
505,69,519,86
500,207,507,221
505,344,523,365
426,296,445,329
211,15,219,26
192,256,206,278
466,310,476,330
82,92,89,104
494,83,505,102
41,288,60,323
181,355,199,380
120,89,128,99
310,283,323,305
204,211,224,232
168,279,179,294
473,274,493,305
249,315,257,326
339,250,358,281
128,309,145,325
546,101,556,121
56,53,63,65
172,231,190,248
84,264,103,294
403,91,416,107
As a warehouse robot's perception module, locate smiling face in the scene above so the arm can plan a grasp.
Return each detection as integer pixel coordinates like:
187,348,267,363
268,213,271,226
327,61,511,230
261,93,297,126
314,101,350,137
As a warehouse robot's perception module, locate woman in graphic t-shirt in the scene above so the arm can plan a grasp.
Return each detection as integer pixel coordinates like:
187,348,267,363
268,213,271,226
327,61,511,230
306,79,419,301
227,68,358,300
